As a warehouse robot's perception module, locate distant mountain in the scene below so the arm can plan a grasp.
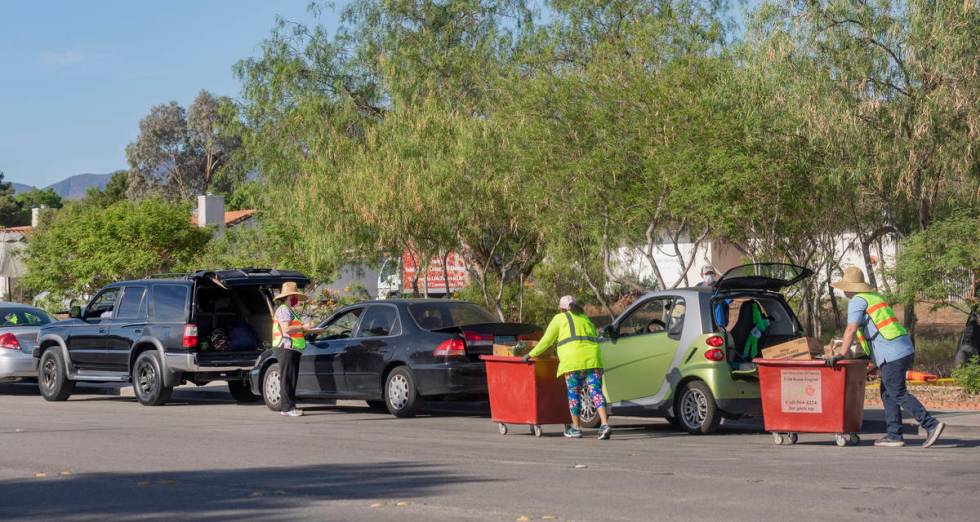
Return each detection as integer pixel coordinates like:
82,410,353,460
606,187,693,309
10,182,34,194
48,173,112,200
9,173,113,200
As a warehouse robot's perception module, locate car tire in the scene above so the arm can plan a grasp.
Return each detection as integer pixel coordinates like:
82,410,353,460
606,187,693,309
132,351,173,406
676,381,721,435
227,380,260,403
384,366,420,418
38,349,74,401
130,351,174,406
577,390,601,429
262,362,282,412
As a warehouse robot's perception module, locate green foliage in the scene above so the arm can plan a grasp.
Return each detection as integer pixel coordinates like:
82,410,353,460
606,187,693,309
83,170,129,208
895,213,980,312
22,199,212,299
126,91,244,201
952,356,980,394
14,187,62,211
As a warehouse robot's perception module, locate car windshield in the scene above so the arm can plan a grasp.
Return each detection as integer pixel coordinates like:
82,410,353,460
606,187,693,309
1,307,54,327
408,302,497,330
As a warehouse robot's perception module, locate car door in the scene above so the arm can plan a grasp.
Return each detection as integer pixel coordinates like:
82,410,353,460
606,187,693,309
68,288,121,370
345,304,401,397
106,286,148,372
600,296,684,403
296,307,363,397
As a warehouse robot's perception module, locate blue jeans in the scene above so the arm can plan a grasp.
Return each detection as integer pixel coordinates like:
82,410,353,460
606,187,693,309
879,354,937,437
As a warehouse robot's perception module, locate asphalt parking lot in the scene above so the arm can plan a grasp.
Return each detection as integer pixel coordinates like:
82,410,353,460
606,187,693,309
1,383,979,521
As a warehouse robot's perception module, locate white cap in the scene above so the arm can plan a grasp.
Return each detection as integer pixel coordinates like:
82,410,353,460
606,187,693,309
559,295,575,310
701,264,717,275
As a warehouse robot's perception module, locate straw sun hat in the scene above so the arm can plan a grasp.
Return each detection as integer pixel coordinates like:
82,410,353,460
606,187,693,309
274,281,308,302
830,266,875,293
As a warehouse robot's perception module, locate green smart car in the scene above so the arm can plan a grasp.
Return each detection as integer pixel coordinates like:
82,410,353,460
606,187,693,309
578,263,814,434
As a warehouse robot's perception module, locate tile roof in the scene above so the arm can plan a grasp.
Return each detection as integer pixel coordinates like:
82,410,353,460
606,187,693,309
190,209,257,227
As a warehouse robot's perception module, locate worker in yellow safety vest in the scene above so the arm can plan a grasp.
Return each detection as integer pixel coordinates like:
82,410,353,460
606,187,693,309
272,281,313,417
830,266,944,448
524,295,612,440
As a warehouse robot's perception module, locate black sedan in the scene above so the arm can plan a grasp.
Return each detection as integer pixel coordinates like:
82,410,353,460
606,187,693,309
250,299,540,417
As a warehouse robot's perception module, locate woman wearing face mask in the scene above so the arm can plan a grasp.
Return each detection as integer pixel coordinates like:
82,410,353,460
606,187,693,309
272,282,313,417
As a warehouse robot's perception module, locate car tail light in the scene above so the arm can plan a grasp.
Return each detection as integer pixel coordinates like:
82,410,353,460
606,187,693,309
182,324,198,349
705,335,725,347
704,348,726,361
0,333,20,350
434,338,466,357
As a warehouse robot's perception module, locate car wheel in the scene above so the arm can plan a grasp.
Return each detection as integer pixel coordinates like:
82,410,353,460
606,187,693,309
38,349,74,401
577,390,601,428
384,366,420,418
132,351,173,406
227,380,260,403
262,363,282,412
676,381,721,435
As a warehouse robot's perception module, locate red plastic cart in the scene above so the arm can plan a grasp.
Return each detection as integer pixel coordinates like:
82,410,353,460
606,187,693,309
753,358,868,447
480,355,571,437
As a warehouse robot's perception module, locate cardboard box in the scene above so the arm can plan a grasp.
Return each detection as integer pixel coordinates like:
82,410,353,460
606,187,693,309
760,337,825,360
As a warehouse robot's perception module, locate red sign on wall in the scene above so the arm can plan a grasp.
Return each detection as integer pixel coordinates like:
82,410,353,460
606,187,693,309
401,251,470,292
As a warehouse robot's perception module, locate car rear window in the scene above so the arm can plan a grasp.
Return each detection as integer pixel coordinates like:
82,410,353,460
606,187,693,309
152,284,189,323
0,308,53,327
408,302,497,330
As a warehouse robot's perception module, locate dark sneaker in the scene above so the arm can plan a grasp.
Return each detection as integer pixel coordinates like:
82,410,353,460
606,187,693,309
874,436,905,447
563,427,583,438
280,409,304,417
597,425,612,440
922,422,945,448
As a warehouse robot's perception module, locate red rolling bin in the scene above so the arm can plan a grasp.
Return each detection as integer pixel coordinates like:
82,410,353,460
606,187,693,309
480,355,571,437
753,359,868,446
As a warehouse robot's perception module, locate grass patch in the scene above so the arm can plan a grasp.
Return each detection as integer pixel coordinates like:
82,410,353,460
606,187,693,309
913,335,959,377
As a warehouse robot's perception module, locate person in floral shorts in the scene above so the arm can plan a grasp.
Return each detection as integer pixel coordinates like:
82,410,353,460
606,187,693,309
525,295,611,439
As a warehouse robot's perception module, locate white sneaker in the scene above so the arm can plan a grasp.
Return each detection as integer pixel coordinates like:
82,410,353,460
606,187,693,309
280,409,304,417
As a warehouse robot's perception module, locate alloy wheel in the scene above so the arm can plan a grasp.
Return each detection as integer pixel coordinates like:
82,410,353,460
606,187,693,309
41,357,57,391
387,374,410,410
579,391,597,424
136,361,157,396
681,387,708,429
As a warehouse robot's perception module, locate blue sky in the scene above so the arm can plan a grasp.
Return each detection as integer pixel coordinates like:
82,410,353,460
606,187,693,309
0,0,337,188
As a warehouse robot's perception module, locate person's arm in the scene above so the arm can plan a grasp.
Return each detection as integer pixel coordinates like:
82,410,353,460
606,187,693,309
836,297,867,357
837,322,859,357
528,316,560,358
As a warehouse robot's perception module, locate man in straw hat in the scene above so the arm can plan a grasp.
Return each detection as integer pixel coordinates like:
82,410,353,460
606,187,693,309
831,266,944,448
273,281,313,417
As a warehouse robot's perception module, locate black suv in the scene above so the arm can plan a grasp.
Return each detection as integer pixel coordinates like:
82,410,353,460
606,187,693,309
34,269,308,406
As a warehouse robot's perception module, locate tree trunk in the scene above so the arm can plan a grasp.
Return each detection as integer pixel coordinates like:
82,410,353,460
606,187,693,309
441,250,451,297
859,235,879,289
826,262,842,330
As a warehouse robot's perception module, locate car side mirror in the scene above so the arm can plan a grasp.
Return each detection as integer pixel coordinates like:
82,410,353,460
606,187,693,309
602,324,618,342
69,306,81,319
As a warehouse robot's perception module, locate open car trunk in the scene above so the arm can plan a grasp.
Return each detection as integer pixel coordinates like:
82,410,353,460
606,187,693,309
715,292,807,376
190,269,310,367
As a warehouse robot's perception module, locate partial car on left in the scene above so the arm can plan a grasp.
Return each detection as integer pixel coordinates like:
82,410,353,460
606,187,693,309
0,302,55,384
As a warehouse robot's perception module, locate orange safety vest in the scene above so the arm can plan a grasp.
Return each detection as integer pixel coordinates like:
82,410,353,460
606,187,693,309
272,306,306,350
854,292,908,357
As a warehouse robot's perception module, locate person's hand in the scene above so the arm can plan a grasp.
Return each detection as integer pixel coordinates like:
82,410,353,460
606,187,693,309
522,354,532,363
825,355,844,368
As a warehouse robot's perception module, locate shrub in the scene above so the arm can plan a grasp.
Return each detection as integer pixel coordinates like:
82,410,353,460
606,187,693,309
952,356,980,394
